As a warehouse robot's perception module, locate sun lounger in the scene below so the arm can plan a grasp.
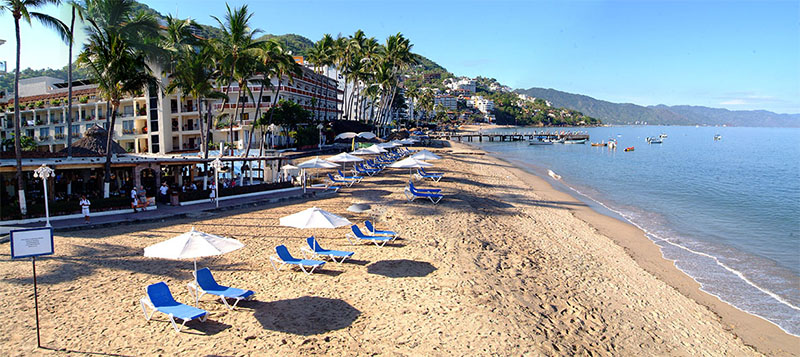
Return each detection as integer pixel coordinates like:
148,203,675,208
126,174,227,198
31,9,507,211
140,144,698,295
364,220,399,240
270,245,326,275
355,164,379,176
404,182,444,204
327,173,357,187
140,282,208,332
337,170,363,182
415,169,443,182
345,225,393,247
420,167,444,176
187,268,255,310
409,181,442,193
301,236,354,264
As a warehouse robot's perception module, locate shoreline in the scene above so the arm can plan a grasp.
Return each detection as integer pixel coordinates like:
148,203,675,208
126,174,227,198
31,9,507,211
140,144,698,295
454,141,799,355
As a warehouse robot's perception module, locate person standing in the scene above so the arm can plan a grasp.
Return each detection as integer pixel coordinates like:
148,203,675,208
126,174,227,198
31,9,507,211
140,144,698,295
130,186,138,212
80,195,91,224
209,182,216,204
159,182,169,204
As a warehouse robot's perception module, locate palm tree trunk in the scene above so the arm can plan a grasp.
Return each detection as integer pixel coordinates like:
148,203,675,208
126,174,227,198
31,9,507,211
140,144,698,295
66,7,76,157
198,97,208,190
243,83,265,157
103,103,119,198
13,17,26,216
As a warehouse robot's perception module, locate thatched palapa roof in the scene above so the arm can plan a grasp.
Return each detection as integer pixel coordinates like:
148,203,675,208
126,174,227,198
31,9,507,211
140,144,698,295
60,124,126,156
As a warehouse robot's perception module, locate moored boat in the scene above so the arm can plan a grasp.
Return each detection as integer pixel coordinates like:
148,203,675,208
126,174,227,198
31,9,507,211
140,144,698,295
646,137,663,144
659,133,668,138
591,142,607,146
714,134,722,141
624,146,635,152
564,139,587,144
529,140,554,146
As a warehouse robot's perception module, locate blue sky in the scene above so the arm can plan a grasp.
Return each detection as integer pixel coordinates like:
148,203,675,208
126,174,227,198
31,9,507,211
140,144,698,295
1,0,798,113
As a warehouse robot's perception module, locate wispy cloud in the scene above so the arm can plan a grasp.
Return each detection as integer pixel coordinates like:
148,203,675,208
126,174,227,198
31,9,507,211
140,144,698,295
720,99,748,105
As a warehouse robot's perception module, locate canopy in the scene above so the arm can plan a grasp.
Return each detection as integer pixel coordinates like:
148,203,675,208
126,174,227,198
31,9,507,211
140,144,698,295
297,157,339,169
377,142,400,148
327,152,364,163
279,206,352,229
363,144,387,154
388,157,433,169
411,149,441,160
281,164,299,171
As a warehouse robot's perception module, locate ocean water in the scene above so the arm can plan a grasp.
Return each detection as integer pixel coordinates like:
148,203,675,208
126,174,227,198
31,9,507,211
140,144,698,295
467,125,800,336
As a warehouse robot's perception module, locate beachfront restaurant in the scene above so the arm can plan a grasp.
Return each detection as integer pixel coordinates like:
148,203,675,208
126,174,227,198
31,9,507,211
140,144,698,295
0,153,294,222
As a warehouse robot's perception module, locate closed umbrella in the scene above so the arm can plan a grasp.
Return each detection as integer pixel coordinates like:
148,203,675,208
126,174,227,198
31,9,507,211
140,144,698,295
279,206,352,229
357,132,377,140
144,227,244,306
411,149,441,160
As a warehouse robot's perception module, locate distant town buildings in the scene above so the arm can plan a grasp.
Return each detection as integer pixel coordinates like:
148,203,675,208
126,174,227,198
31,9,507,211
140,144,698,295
471,95,494,114
445,78,476,93
433,95,457,111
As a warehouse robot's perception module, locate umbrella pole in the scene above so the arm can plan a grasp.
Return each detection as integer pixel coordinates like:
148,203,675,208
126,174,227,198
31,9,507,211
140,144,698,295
194,259,199,307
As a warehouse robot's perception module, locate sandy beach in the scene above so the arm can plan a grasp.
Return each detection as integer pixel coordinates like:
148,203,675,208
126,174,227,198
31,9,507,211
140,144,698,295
0,142,796,355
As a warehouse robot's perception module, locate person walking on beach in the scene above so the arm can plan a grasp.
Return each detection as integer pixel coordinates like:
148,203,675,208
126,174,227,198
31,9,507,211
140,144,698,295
131,186,138,212
80,195,91,224
209,182,216,204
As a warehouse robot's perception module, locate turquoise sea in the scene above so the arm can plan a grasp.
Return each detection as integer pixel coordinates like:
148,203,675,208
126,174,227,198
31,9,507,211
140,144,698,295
467,125,800,336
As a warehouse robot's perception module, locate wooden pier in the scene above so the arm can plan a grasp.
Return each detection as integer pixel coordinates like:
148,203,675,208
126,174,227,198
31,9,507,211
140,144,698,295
429,132,590,143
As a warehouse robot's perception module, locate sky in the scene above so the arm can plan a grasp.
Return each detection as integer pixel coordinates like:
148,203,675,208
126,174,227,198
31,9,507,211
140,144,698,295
0,0,798,113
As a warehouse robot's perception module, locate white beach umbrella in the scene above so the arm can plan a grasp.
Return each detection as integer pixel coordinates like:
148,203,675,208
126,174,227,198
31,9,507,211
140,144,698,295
143,227,244,305
389,157,433,176
411,149,441,160
398,138,417,145
297,157,339,193
350,148,373,155
328,152,364,172
334,132,358,141
357,132,377,140
279,206,353,229
363,144,387,154
377,142,400,149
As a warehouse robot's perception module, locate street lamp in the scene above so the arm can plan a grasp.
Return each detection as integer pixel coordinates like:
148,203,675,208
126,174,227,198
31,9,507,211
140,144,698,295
267,124,277,149
33,164,55,227
316,123,324,149
210,157,223,208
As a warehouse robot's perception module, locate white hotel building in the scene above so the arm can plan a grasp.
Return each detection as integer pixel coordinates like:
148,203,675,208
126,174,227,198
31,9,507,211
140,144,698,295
0,63,341,155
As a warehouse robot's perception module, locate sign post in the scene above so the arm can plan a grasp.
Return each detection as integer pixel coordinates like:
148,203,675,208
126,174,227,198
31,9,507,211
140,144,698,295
10,227,54,348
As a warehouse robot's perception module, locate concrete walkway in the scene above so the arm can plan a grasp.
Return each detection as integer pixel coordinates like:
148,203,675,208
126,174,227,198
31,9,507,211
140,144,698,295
8,187,331,233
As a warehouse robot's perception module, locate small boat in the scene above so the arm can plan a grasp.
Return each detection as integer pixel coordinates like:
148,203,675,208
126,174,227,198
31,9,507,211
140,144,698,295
624,146,635,152
529,140,553,146
608,141,617,150
659,133,668,138
591,142,607,147
714,134,722,141
646,137,663,144
564,139,587,144
548,170,561,180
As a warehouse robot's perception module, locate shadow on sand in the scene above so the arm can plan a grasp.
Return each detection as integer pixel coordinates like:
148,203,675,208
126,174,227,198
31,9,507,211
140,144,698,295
254,296,360,335
367,259,436,278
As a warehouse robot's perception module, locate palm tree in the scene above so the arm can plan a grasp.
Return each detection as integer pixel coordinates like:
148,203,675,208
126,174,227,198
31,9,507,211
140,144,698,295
211,3,262,155
79,0,158,198
265,49,301,144
405,85,419,127
243,39,283,157
1,0,69,216
65,0,85,159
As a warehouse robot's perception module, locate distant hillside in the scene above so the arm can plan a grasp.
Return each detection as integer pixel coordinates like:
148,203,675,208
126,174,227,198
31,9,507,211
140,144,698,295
517,87,800,127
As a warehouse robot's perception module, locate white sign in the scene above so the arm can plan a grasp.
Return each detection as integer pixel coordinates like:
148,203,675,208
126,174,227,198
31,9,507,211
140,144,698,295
10,228,54,259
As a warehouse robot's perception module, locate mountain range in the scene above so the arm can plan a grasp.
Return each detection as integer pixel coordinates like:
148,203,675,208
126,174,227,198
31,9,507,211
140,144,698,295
516,88,800,127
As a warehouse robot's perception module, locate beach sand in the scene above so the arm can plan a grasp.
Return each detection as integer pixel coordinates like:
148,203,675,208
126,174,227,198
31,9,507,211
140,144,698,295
0,142,796,355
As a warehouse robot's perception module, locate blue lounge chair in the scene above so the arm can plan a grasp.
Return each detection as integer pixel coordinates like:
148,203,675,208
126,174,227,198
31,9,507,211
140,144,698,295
188,268,255,310
337,169,363,182
415,168,443,182
409,181,442,193
364,220,399,240
270,245,326,275
345,225,393,247
140,282,208,332
301,236,354,264
355,164,379,176
420,167,444,176
405,182,444,204
327,173,357,187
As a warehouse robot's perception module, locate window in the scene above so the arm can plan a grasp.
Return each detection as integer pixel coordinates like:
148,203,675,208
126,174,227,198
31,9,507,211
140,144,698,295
241,113,249,121
39,128,49,137
239,96,248,103
123,105,134,116
85,124,92,131
151,134,159,153
54,126,63,135
123,120,134,130
261,95,271,103
72,125,80,133
26,129,34,137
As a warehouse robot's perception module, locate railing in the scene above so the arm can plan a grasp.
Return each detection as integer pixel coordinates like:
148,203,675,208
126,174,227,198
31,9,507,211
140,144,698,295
182,124,199,131
71,132,81,138
54,134,66,140
37,136,51,142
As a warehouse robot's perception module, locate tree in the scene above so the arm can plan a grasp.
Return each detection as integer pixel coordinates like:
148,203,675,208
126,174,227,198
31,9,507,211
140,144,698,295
1,0,70,216
211,3,262,155
65,0,86,158
79,0,158,198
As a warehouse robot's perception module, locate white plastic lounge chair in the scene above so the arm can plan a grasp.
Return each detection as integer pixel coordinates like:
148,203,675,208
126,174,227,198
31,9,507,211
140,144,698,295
187,268,255,310
301,236,354,264
140,282,208,332
270,245,326,275
345,225,393,247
